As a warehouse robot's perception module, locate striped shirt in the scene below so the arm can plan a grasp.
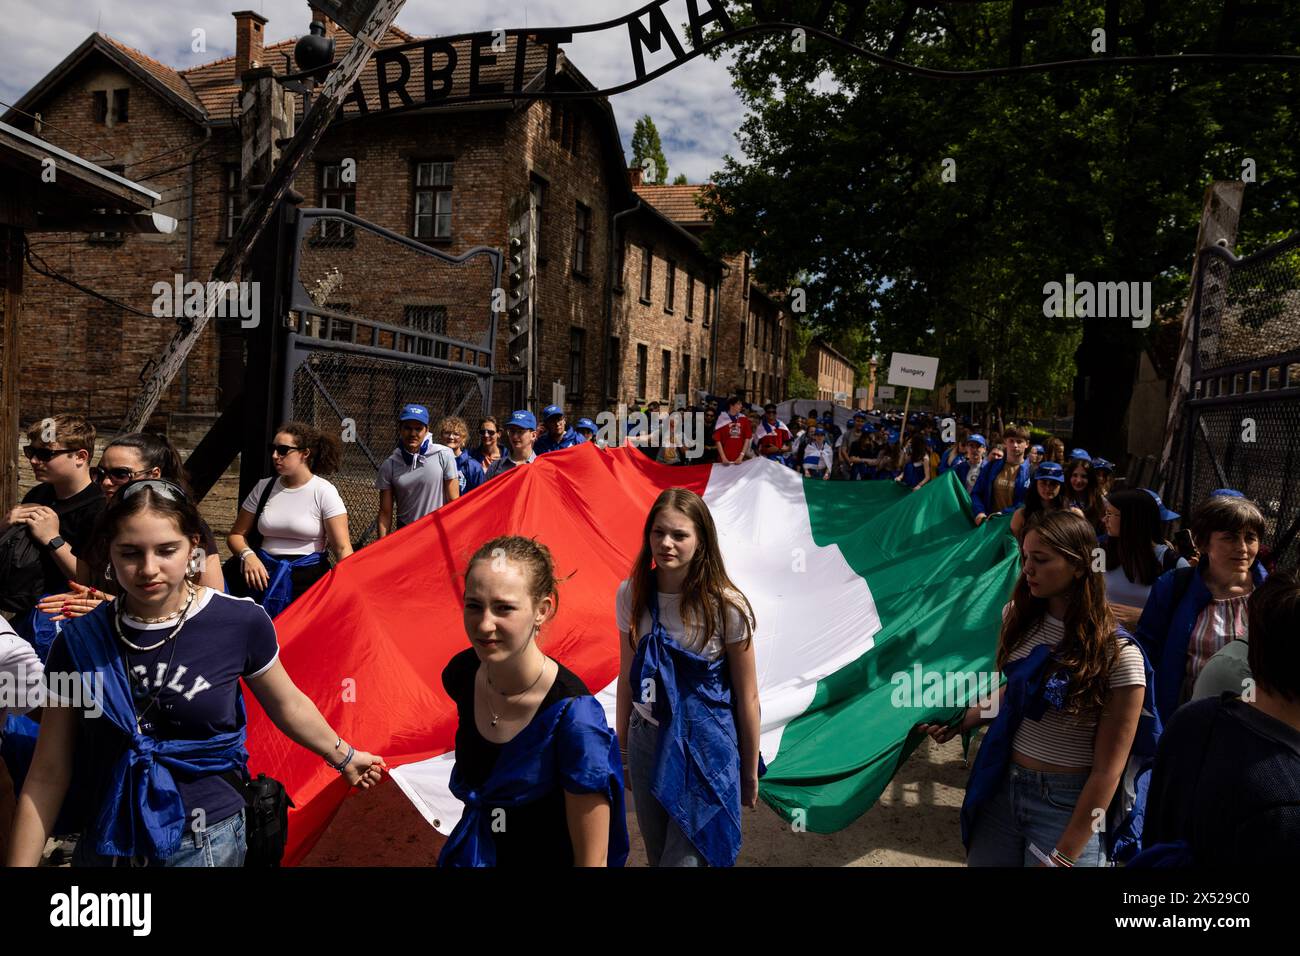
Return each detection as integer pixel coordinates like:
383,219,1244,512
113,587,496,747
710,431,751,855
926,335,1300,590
1183,594,1250,704
1008,614,1147,768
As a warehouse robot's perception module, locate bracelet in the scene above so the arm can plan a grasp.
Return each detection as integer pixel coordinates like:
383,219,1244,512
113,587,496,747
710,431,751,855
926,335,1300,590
324,742,355,771
1050,847,1076,868
239,549,255,563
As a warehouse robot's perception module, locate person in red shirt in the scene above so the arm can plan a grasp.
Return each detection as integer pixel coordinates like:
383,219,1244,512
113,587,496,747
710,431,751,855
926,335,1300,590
714,396,754,466
753,403,792,461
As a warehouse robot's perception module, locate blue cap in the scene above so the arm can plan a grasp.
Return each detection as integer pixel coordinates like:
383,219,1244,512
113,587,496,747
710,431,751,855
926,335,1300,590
507,409,538,430
968,434,987,447
1093,457,1115,472
812,426,825,435
542,404,564,421
1070,448,1092,463
1033,462,1065,484
1031,444,1045,454
1143,488,1180,521
398,403,430,425
575,417,597,433
821,414,832,422
1210,488,1245,499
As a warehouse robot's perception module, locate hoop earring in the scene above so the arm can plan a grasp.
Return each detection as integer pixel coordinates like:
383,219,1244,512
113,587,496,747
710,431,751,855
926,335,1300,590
104,563,115,582
187,551,203,578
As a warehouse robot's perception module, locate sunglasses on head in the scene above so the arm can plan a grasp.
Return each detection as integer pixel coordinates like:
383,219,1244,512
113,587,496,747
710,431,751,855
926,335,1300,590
268,443,302,457
25,446,78,462
118,478,188,503
94,465,149,483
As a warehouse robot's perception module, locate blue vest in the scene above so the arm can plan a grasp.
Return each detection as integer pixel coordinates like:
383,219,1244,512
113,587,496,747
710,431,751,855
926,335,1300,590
535,427,581,454
58,606,248,860
438,694,629,867
960,629,1161,863
901,460,926,488
971,457,1032,517
629,589,763,867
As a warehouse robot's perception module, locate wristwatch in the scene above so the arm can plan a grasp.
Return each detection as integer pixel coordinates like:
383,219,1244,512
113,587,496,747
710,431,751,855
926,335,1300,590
44,535,65,552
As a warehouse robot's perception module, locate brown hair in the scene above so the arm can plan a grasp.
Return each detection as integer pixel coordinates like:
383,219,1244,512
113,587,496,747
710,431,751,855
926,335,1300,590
87,482,206,584
627,488,755,651
464,535,563,618
1248,569,1300,701
25,414,96,454
1188,495,1266,554
1065,459,1106,532
1043,437,1065,464
105,432,190,492
1001,425,1030,442
998,510,1119,714
275,421,343,476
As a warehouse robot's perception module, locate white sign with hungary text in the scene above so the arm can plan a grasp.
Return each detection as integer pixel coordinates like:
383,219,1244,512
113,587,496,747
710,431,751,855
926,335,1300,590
955,379,989,403
886,352,940,391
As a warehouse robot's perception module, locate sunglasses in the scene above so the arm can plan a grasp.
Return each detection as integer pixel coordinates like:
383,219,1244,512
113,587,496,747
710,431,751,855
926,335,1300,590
268,443,303,457
25,446,78,462
94,465,150,483
480,429,497,436
119,479,188,503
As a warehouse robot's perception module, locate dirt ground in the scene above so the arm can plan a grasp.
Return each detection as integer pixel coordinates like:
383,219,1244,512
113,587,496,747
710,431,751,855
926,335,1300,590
301,734,977,867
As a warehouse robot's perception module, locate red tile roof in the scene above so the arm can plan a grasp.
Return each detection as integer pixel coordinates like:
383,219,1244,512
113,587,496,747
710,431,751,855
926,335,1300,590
634,183,712,226
99,34,205,113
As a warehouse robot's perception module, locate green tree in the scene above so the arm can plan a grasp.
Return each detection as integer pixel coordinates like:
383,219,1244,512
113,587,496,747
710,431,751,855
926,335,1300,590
631,115,670,185
699,1,1300,457
672,173,689,185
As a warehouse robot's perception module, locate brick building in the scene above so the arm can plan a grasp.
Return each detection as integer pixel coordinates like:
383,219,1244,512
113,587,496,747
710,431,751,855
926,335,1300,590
6,7,786,437
804,337,857,404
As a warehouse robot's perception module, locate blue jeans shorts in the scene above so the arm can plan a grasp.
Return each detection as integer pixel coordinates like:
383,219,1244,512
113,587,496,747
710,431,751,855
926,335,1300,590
73,808,247,868
966,764,1107,867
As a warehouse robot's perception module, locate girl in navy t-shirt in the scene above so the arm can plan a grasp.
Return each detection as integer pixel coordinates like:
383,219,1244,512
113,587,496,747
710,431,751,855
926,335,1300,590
6,480,386,867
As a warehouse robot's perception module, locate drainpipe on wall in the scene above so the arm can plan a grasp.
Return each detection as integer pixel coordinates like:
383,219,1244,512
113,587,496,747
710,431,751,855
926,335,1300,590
604,199,641,407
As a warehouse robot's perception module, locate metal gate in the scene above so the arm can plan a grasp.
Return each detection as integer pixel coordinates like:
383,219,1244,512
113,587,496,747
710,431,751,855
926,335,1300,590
1168,232,1300,568
282,208,501,546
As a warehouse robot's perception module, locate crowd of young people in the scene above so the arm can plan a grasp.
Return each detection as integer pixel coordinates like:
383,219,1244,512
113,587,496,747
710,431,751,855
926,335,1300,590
2,403,1294,868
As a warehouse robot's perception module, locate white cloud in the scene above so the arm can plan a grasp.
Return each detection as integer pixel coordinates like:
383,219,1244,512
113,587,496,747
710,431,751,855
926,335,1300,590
0,0,746,181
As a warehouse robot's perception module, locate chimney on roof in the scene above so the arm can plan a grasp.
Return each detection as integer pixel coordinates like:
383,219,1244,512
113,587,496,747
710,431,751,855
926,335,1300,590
628,165,643,189
234,11,268,76
308,2,337,35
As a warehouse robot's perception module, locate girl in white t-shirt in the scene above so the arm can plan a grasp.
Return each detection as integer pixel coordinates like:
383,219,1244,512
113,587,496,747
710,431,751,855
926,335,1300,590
227,422,352,615
615,488,759,867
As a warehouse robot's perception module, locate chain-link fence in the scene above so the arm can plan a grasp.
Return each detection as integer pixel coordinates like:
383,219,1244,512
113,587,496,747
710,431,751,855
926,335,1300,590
1169,232,1300,569
283,209,501,548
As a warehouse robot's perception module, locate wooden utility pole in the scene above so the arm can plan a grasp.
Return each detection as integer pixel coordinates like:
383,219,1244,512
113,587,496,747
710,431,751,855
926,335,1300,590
119,0,405,433
1157,181,1244,495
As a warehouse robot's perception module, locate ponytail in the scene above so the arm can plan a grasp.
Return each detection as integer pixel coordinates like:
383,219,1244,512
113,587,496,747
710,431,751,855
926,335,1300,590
276,421,343,476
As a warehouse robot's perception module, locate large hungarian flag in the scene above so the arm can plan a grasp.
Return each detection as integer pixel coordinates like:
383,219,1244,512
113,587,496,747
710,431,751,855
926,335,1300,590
246,444,1020,864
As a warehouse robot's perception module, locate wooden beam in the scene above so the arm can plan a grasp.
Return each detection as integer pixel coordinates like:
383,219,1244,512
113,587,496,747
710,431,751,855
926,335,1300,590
29,211,178,234
119,0,405,433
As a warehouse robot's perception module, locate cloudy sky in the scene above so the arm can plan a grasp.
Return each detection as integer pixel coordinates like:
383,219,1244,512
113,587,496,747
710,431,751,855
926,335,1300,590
0,0,748,183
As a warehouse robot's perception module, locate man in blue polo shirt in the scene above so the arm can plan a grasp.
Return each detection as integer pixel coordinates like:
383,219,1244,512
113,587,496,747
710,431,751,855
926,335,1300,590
971,426,1033,526
534,404,581,455
486,410,539,479
376,403,459,537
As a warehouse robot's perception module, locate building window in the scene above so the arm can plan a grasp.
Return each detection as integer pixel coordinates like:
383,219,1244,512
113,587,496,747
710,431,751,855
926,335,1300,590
413,161,453,240
223,165,242,240
89,165,126,243
661,350,672,402
685,274,695,320
639,246,653,303
319,162,356,241
530,175,548,263
703,281,712,326
92,91,108,125
574,203,591,276
569,327,586,400
664,260,676,314
606,335,621,400
637,344,648,400
113,88,129,123
404,305,448,358
550,103,580,155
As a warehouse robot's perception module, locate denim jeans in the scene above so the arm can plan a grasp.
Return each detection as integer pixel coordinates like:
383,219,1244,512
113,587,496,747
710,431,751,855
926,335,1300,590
73,809,246,867
627,710,706,867
966,765,1107,867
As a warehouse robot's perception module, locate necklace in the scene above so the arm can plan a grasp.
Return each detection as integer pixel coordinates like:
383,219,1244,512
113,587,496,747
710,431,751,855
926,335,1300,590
484,656,548,727
114,584,198,652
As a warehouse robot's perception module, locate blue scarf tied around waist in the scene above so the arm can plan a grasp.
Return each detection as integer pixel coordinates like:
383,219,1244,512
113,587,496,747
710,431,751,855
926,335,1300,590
254,549,324,619
630,588,764,868
438,694,629,867
58,606,248,861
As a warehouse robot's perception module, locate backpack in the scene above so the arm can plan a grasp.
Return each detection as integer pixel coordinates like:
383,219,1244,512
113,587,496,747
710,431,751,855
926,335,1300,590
0,524,46,616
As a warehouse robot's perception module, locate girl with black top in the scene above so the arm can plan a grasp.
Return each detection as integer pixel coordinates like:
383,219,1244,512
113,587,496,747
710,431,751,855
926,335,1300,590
6,480,385,867
38,432,226,622
1066,458,1106,534
439,536,627,867
228,422,352,616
